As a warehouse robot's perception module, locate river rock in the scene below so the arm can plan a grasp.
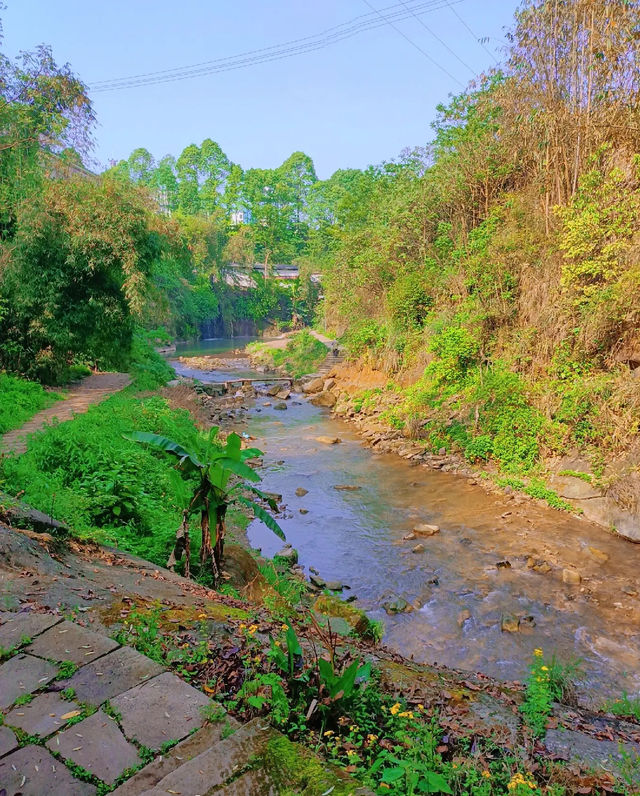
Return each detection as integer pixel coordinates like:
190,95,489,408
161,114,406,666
587,546,609,564
325,581,344,592
299,508,309,515
273,401,288,410
262,401,272,406
403,532,417,541
267,384,281,396
302,377,325,394
310,390,337,408
295,487,308,497
275,544,298,565
333,484,361,491
315,436,341,445
276,388,291,400
562,568,582,585
310,575,326,589
413,523,440,536
324,378,336,391
457,609,471,627
383,598,411,615
500,614,520,633
412,544,426,554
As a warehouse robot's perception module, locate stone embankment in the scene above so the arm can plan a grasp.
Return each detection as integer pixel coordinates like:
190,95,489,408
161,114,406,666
300,362,640,542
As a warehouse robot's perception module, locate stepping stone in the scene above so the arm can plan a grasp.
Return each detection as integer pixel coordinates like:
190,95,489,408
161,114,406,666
142,719,278,795
110,718,239,795
0,744,97,795
0,725,18,758
0,654,58,709
26,620,119,665
110,671,211,749
5,691,83,738
47,709,140,785
60,645,164,705
0,612,62,649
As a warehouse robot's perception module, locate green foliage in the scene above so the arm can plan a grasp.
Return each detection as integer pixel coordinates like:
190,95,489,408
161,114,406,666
129,332,175,391
606,693,640,722
557,154,640,304
0,373,62,434
0,393,198,564
248,331,327,378
521,649,552,737
343,320,388,359
0,177,158,383
127,426,283,584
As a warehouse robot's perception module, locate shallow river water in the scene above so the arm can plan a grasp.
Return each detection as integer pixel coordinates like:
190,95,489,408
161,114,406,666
173,340,640,705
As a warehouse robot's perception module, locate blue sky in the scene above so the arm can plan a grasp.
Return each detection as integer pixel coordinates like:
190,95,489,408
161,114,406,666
5,1,521,178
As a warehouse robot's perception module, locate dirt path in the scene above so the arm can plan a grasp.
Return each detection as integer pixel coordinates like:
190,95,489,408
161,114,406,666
0,372,130,456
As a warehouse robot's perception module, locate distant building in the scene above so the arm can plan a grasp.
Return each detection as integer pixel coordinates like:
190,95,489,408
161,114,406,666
230,210,245,225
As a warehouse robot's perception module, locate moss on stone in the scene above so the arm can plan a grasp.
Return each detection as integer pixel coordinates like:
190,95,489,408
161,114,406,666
262,735,365,795
313,594,372,638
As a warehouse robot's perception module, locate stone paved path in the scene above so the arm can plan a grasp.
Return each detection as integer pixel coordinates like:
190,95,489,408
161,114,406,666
0,372,131,455
0,609,370,795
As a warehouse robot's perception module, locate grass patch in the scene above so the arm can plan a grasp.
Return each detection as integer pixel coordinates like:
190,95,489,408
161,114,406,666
0,373,63,434
0,392,201,566
248,330,327,379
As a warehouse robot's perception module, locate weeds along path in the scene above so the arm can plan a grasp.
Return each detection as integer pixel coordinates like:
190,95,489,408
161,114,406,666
0,372,131,456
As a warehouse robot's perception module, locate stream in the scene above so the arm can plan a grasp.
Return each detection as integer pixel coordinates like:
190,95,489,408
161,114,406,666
173,339,640,705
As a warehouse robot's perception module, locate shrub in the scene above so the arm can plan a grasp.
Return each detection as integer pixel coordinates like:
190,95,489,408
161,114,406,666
0,394,198,564
0,373,62,434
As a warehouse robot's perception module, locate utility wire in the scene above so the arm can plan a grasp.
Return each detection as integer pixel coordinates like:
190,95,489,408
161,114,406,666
396,0,475,75
361,0,465,86
446,1,499,64
89,0,462,92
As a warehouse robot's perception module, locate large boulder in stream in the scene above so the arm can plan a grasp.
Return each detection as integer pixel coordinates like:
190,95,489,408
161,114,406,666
302,377,325,394
310,390,337,408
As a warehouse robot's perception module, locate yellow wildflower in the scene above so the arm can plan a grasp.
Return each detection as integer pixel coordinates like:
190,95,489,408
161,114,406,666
239,623,247,630
417,704,425,711
533,648,543,657
390,702,401,715
248,624,258,635
482,770,491,779
398,710,414,719
367,734,378,742
323,730,334,737
281,624,288,631
540,665,549,672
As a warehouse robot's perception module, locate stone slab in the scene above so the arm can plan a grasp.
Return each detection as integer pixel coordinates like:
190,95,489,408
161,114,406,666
111,717,239,795
5,691,83,738
0,611,62,649
110,671,211,750
0,744,97,795
142,719,279,795
47,709,140,785
545,727,640,767
61,644,164,705
0,653,58,709
216,768,278,795
26,619,119,665
0,724,18,758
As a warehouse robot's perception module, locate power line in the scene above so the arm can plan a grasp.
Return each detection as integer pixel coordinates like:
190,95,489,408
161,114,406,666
89,0,463,92
396,0,475,75
361,0,465,87
446,2,499,65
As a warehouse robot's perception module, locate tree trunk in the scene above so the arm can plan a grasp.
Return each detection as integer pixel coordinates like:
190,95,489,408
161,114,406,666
167,510,191,579
213,506,227,587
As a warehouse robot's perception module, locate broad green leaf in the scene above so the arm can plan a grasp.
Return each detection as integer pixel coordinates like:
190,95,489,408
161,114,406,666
235,496,285,540
217,457,260,483
124,432,203,470
381,767,405,784
419,772,453,794
225,432,242,461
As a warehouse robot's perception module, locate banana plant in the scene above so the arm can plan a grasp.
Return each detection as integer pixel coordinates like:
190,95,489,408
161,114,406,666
125,427,284,585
